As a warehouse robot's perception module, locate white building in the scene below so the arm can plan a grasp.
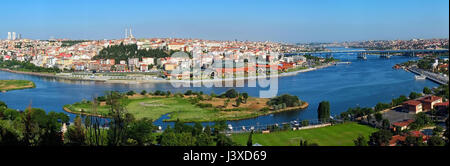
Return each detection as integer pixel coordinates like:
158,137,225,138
12,32,16,40
7,32,11,40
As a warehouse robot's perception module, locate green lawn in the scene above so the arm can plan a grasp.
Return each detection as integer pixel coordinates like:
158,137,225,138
65,95,308,122
231,123,378,146
65,97,226,122
0,80,35,91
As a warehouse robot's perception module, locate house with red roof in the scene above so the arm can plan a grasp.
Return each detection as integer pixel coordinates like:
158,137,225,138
389,135,406,146
418,95,443,111
402,100,423,114
434,101,449,113
389,131,428,146
392,119,415,131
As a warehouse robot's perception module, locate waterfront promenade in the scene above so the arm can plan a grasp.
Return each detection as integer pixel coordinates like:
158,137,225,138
407,67,449,85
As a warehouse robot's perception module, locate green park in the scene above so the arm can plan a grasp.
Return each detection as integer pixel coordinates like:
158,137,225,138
0,80,35,92
231,122,378,146
64,89,309,122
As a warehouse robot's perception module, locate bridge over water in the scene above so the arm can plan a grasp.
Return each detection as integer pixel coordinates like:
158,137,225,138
284,49,449,56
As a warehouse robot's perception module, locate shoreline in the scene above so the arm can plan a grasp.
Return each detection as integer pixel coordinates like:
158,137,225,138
63,101,309,123
0,63,336,85
0,80,36,92
162,102,310,123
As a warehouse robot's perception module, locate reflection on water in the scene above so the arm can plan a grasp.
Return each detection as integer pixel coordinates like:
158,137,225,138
0,49,439,129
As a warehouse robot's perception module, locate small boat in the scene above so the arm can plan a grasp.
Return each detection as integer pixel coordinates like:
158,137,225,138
357,54,367,60
227,124,233,130
415,75,426,80
380,55,391,59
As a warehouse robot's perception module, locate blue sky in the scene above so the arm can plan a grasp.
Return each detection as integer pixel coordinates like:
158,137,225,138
1,0,449,43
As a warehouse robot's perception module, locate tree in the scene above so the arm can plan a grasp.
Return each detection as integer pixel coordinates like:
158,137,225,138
423,87,432,95
374,113,383,126
126,118,155,146
106,91,131,146
409,92,422,99
66,115,86,146
368,130,393,146
317,101,330,123
267,94,301,107
402,136,425,146
192,122,203,136
301,120,309,127
126,90,136,96
432,126,444,136
0,101,6,109
224,89,239,98
140,90,147,95
299,139,318,146
382,119,391,130
354,135,368,146
367,114,372,124
224,98,230,108
184,90,193,96
247,131,253,146
427,136,445,146
242,93,249,103
410,112,432,130
235,97,242,107
216,133,234,146
196,133,214,146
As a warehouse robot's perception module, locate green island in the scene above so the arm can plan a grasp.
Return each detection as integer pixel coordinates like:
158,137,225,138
0,80,36,92
64,89,309,122
231,122,378,146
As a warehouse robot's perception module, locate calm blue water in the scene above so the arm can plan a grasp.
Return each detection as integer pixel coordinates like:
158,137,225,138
0,48,439,129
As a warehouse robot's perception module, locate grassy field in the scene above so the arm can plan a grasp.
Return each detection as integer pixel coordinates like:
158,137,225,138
64,94,308,122
0,80,35,91
231,123,378,146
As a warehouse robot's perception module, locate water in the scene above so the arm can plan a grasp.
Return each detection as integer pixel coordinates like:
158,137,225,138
0,48,439,129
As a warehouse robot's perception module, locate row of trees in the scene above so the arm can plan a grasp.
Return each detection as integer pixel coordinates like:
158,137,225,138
93,43,170,64
267,94,303,108
0,101,70,146
0,60,61,73
1,94,240,146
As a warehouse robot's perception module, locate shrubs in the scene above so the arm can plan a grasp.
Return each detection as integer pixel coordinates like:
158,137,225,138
260,107,270,112
224,89,239,98
301,120,309,127
140,90,147,95
184,90,193,96
126,90,136,96
196,103,213,108
267,94,301,107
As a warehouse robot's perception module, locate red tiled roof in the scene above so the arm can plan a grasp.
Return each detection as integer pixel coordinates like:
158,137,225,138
403,100,422,106
409,131,424,137
390,135,406,146
392,119,415,127
420,96,442,103
434,101,449,107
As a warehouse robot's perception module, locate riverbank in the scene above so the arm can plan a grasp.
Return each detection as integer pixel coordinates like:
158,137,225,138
1,62,336,85
63,93,309,123
231,122,378,146
0,80,36,92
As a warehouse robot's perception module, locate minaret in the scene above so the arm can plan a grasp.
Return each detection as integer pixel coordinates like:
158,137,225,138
129,27,134,39
125,28,128,39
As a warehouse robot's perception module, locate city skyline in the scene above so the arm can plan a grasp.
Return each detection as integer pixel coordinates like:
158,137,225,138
1,0,449,43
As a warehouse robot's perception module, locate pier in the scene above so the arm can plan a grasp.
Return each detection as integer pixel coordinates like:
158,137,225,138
407,67,449,85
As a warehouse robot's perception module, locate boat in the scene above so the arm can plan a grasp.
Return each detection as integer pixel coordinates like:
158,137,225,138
415,75,426,80
380,55,391,59
227,124,233,130
357,54,367,60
